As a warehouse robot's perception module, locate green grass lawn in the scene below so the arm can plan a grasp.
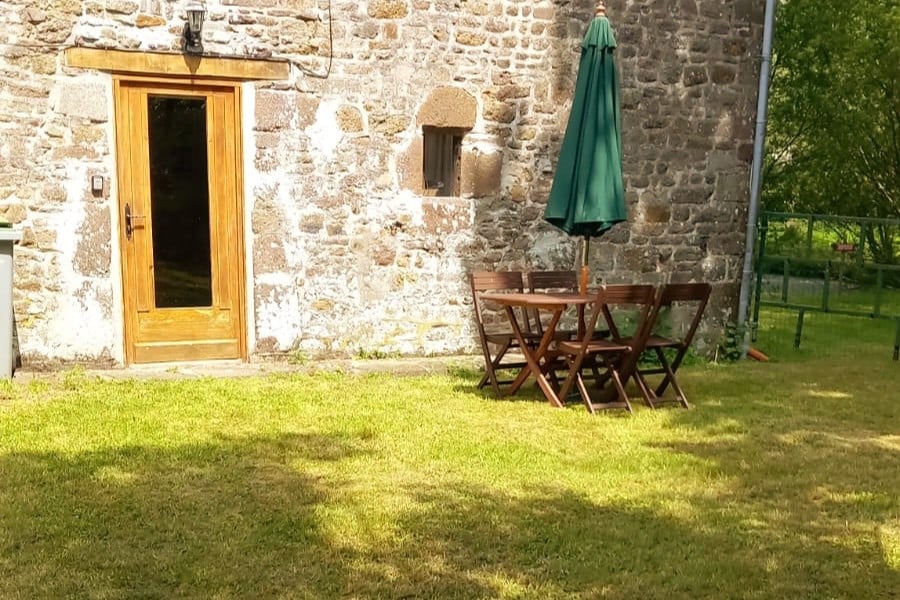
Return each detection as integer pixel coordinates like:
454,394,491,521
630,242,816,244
1,360,898,599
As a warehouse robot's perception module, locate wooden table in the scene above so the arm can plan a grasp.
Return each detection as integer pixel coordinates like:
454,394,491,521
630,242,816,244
479,292,591,408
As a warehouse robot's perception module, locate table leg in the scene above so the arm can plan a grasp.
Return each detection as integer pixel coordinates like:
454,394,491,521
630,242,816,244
577,305,586,338
506,306,564,407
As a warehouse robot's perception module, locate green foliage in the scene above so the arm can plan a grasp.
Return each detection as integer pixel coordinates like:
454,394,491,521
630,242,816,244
287,349,308,366
637,347,705,369
765,0,900,262
61,365,89,390
758,214,900,287
354,348,400,360
763,220,807,256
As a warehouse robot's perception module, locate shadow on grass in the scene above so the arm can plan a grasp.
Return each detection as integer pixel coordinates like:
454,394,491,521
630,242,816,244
0,436,809,599
451,364,899,596
452,364,680,411
449,364,559,405
654,366,900,598
347,484,767,599
0,432,363,598
2,421,897,598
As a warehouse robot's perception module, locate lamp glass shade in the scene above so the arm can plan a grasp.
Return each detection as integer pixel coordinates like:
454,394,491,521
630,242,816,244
185,2,206,32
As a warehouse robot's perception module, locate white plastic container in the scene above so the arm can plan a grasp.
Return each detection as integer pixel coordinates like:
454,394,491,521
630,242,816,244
0,228,23,378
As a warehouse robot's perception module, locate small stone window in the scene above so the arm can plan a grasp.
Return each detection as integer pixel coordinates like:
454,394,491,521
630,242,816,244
422,126,464,197
401,86,488,197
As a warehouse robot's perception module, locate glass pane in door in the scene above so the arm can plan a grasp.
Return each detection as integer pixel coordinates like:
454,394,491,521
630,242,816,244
147,95,212,308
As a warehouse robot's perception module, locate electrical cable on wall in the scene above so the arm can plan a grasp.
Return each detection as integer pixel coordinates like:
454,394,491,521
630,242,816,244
0,0,335,78
0,42,74,50
282,0,334,79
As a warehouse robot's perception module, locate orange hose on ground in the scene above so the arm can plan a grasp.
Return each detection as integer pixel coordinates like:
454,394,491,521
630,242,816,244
747,347,769,362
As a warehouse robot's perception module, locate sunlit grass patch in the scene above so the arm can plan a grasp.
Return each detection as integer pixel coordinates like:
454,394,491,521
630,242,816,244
0,357,897,599
880,522,900,571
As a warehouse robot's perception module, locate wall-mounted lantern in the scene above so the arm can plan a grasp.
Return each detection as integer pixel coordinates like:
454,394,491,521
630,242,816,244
182,1,206,55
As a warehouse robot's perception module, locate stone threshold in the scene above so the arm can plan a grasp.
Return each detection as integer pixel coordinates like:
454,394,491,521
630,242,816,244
11,355,484,382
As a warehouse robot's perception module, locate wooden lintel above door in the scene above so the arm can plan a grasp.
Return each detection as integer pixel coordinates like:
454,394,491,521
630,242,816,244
65,47,290,81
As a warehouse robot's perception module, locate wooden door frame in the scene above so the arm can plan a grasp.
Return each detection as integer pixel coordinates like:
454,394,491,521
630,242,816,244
112,75,248,363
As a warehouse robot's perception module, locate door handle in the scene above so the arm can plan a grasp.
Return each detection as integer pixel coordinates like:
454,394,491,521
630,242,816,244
124,203,146,240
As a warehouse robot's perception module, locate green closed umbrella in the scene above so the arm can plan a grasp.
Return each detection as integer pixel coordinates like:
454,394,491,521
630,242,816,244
544,3,626,292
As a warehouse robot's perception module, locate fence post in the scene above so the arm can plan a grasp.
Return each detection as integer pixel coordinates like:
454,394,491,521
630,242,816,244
782,259,789,303
894,319,899,361
805,215,815,258
858,222,868,266
751,214,769,343
794,309,806,348
874,268,883,317
753,212,899,359
752,269,763,343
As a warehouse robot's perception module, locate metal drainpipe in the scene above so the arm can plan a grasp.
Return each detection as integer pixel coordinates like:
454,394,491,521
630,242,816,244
736,0,777,357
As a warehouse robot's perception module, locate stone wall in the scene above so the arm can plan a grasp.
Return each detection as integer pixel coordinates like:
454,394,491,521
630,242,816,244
0,0,764,363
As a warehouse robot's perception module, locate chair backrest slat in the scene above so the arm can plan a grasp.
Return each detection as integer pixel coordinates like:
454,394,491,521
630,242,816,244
471,270,525,292
601,284,657,306
469,270,528,332
468,270,529,397
577,285,656,341
526,270,578,335
654,282,712,355
596,284,657,340
659,282,712,305
527,270,578,292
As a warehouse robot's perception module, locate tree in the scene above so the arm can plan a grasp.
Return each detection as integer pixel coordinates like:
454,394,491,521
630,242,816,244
764,0,900,263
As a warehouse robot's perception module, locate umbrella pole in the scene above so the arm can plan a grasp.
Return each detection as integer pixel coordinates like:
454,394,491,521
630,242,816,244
579,237,590,295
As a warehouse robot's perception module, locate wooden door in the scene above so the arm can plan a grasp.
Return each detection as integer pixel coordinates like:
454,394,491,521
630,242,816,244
114,79,246,363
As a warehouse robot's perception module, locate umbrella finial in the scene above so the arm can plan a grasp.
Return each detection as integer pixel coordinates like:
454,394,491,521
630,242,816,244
595,2,607,16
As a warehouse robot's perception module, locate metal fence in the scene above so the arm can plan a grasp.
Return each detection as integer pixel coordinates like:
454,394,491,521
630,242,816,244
751,212,900,361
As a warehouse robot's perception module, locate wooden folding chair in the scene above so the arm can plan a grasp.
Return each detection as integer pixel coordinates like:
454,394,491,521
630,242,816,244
635,282,711,409
528,270,615,340
527,269,608,390
524,270,582,391
526,270,580,337
469,271,535,397
556,285,657,414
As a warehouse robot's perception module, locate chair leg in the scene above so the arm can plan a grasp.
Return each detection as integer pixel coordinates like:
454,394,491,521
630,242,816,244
548,364,567,395
593,367,612,390
575,371,595,414
476,338,498,390
617,350,655,410
539,350,563,393
654,350,689,409
670,375,690,409
478,340,511,398
585,366,633,414
667,346,691,409
588,356,603,387
607,370,634,414
653,347,674,397
477,371,489,388
559,350,588,405
633,369,658,409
